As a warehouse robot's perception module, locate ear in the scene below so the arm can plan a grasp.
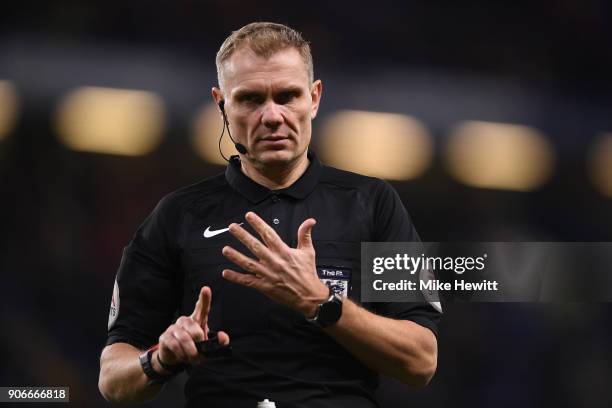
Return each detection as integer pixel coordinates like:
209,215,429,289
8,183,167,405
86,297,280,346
211,87,224,112
309,80,323,119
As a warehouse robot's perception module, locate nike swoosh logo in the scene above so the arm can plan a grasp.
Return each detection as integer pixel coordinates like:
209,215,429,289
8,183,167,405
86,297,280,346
203,223,242,238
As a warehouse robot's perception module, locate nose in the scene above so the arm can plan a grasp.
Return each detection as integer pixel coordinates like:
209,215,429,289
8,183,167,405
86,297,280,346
261,102,284,129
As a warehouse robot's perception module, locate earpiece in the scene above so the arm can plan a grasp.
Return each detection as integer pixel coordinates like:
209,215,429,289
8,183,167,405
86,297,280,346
218,99,247,156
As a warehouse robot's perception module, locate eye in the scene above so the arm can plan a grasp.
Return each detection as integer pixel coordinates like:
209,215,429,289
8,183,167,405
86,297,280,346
238,93,263,105
276,91,300,105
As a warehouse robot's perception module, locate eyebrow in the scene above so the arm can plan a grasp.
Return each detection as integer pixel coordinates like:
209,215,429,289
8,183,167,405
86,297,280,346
276,86,303,96
232,89,262,99
232,85,304,99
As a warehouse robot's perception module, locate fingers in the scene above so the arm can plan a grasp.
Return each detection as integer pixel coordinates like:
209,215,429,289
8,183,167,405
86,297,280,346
171,328,200,363
176,315,206,342
297,218,316,250
222,268,262,289
159,325,198,364
158,286,232,367
222,245,266,276
244,212,286,252
191,286,211,328
228,221,273,262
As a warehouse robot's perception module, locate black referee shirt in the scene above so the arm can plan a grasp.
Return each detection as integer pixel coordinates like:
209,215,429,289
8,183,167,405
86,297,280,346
106,150,441,408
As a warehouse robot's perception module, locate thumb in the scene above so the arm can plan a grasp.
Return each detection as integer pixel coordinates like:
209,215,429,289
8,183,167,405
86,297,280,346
217,330,231,346
190,286,211,328
297,218,316,251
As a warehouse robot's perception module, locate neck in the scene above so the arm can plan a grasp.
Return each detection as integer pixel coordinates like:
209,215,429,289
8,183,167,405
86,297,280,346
240,153,310,190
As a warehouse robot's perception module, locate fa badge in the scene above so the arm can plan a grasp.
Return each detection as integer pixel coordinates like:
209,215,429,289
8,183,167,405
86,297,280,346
316,266,351,297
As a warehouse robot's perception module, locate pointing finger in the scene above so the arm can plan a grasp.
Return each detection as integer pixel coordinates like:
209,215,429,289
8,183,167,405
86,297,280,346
190,286,211,329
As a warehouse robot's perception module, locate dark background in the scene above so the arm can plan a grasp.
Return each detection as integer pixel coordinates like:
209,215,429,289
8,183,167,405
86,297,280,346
1,1,612,407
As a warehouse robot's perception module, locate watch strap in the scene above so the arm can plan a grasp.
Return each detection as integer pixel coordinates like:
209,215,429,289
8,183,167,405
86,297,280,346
306,287,343,328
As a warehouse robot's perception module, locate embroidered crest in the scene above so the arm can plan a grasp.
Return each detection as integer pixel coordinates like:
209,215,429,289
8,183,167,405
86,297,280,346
317,266,351,297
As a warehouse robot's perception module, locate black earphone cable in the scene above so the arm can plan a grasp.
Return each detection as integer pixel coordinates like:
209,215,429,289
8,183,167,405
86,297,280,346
218,114,230,162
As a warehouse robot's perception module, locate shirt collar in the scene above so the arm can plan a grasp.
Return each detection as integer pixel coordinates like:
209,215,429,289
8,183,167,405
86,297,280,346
225,150,322,203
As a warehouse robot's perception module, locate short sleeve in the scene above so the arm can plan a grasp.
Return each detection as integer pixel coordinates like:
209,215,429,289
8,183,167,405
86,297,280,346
369,180,442,337
371,181,420,242
106,196,182,349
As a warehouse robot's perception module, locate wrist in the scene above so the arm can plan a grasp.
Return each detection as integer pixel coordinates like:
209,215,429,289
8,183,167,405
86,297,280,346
153,349,187,375
150,349,172,376
303,285,332,318
139,345,174,386
306,286,344,328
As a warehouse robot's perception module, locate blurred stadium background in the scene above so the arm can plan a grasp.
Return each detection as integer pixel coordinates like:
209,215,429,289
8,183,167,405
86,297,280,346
1,1,612,407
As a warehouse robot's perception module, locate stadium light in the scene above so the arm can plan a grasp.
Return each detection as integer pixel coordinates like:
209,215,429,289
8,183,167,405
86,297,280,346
445,121,555,192
55,86,165,156
191,103,237,165
317,110,433,181
588,132,612,198
0,80,19,141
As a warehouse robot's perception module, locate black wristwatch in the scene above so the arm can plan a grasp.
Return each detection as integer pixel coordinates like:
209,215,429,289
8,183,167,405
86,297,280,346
139,345,175,386
306,287,343,328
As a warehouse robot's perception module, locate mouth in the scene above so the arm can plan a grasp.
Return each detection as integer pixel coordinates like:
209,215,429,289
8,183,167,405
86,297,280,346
255,135,292,150
260,135,289,142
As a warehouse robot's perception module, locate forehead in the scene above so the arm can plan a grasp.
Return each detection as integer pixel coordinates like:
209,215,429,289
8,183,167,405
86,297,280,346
221,47,310,93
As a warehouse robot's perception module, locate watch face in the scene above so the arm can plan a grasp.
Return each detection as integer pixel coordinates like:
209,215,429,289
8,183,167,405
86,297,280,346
319,296,342,326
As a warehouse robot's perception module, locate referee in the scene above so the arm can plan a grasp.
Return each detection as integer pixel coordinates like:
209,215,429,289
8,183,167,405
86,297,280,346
99,22,441,408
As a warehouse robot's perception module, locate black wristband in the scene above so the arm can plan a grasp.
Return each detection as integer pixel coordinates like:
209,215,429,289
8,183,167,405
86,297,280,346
139,348,172,386
156,351,187,374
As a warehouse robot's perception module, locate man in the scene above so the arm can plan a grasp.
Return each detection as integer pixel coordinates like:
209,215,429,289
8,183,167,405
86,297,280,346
99,22,441,407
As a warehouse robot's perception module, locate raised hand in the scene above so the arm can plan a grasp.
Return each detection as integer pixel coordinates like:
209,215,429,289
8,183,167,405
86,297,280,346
157,286,230,368
221,211,329,318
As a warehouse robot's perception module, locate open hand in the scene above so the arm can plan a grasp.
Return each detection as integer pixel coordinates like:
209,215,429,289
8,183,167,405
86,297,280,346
221,211,329,318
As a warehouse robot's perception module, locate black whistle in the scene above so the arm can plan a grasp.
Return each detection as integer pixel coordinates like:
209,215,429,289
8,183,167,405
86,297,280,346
195,331,231,358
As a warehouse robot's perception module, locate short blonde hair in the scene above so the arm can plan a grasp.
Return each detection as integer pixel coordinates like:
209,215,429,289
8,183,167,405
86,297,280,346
216,22,314,90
